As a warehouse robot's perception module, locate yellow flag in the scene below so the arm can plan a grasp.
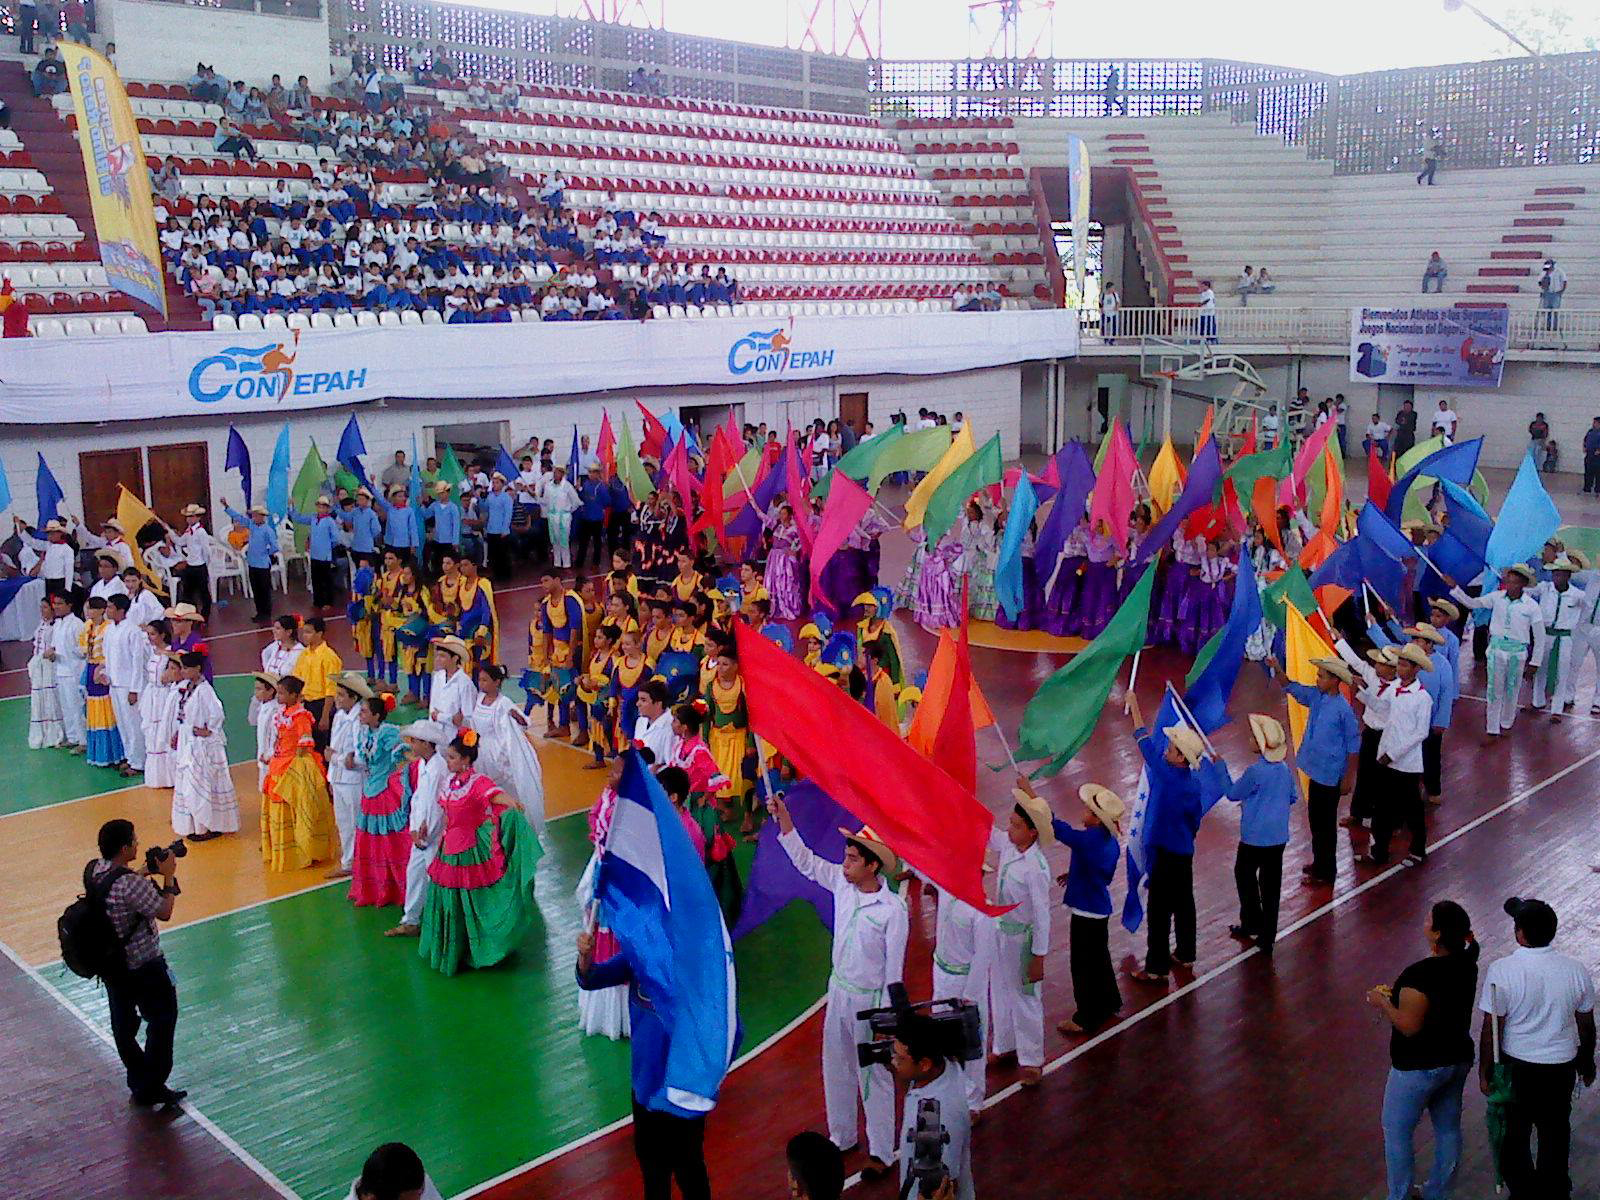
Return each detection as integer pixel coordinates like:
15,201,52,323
903,424,976,530
1146,437,1188,517
1283,601,1333,797
116,485,169,598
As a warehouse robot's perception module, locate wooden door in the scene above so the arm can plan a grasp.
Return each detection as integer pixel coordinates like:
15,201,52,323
78,448,144,529
838,392,868,434
147,442,211,529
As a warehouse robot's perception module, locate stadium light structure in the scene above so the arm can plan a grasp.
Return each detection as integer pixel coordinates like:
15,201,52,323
967,0,1056,60
787,0,883,58
557,0,664,28
1441,0,1587,93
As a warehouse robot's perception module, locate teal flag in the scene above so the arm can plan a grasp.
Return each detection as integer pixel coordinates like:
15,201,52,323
264,424,291,523
814,424,905,499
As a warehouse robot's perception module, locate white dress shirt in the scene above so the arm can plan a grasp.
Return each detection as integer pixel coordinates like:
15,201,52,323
175,524,212,567
408,751,450,840
779,828,908,994
1452,586,1547,666
1378,679,1431,775
429,668,477,727
633,711,678,765
104,618,148,691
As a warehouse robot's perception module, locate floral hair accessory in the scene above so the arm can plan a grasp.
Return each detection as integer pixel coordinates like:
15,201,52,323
460,728,479,748
381,694,398,714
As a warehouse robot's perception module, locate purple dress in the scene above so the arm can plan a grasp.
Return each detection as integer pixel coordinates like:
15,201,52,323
914,531,963,633
1037,522,1087,637
818,510,887,618
1073,529,1118,638
764,519,805,620
1178,553,1231,655
996,528,1045,631
1154,534,1203,646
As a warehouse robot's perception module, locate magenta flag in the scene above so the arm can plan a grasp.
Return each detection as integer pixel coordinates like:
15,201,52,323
808,472,872,605
664,435,698,519
1088,419,1138,544
1281,418,1337,506
784,429,815,554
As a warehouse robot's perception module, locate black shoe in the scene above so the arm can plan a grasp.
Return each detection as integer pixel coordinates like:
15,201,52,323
155,1088,188,1106
1227,924,1256,940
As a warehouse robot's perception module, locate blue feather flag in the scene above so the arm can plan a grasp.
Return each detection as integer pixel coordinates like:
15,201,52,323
224,425,253,506
1484,450,1561,571
995,474,1039,621
495,445,519,482
35,453,63,526
336,414,371,490
568,424,581,480
1032,441,1095,590
1383,436,1482,524
265,424,291,523
0,455,11,514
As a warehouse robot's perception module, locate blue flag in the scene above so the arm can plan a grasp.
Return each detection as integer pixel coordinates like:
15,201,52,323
1032,441,1095,590
408,434,426,548
1133,439,1223,567
1429,479,1491,585
1485,450,1562,571
495,444,519,483
224,425,253,506
568,424,581,480
995,474,1039,621
1183,552,1260,733
1384,436,1482,524
730,781,859,940
0,452,12,514
265,424,291,523
35,453,63,526
597,752,740,1113
1310,534,1408,617
725,442,791,546
336,414,370,490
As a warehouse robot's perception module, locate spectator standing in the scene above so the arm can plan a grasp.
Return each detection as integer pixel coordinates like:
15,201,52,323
61,0,86,43
1528,412,1550,465
1537,257,1567,333
1366,900,1479,1200
1417,131,1444,186
1103,65,1125,115
1364,412,1393,461
380,450,410,492
573,464,608,570
1582,417,1600,494
1235,265,1256,306
17,0,39,55
1196,280,1217,344
1392,399,1418,459
1100,281,1119,342
1429,400,1457,443
1422,252,1447,293
1478,897,1596,1200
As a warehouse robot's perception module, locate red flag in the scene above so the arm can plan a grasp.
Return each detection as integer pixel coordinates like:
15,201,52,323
784,429,815,554
1367,443,1392,511
905,619,996,794
636,401,669,460
733,621,1010,917
1239,415,1258,458
808,472,873,606
690,428,732,540
721,409,742,455
663,434,698,519
597,411,617,477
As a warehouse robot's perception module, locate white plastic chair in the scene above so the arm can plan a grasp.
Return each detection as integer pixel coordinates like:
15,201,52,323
207,538,247,601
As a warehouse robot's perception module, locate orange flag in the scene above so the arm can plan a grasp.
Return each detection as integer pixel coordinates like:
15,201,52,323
1252,475,1283,555
1195,407,1215,457
905,625,995,794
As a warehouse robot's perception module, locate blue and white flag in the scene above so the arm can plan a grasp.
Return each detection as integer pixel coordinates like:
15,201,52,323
598,752,739,1113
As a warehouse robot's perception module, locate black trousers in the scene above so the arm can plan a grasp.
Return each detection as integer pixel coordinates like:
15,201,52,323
309,558,335,609
1350,726,1381,822
177,563,211,619
1069,913,1120,1030
18,6,36,54
305,698,329,753
631,1100,710,1200
1370,767,1425,863
608,511,632,555
1144,848,1195,974
1233,843,1285,944
486,533,512,580
106,959,178,1101
1422,729,1444,797
1417,160,1437,185
1585,452,1600,494
247,565,273,620
1501,1057,1578,1199
1306,779,1341,880
573,516,605,569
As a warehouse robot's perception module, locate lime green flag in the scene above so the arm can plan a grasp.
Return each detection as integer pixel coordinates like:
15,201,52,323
724,444,765,502
1222,438,1293,504
433,443,468,500
1092,418,1121,475
288,440,328,552
617,416,655,502
865,425,952,494
1261,565,1317,631
813,423,906,500
922,433,1004,544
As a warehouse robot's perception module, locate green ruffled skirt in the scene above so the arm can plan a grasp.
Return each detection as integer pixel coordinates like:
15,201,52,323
419,808,543,976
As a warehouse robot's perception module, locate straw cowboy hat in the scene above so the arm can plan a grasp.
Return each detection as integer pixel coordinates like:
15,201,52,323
1404,623,1446,646
252,671,280,689
356,486,375,499
1367,646,1397,667
387,483,408,497
1248,713,1288,763
315,495,334,508
94,550,121,565
400,719,454,747
433,481,452,495
431,635,471,663
1078,783,1126,837
1567,550,1589,570
1311,656,1354,686
44,518,68,532
1549,556,1579,573
164,603,205,622
335,672,375,700
181,504,206,517
102,518,124,533
1427,598,1460,622
248,504,269,516
1010,787,1057,849
1162,724,1207,767
1505,564,1536,584
1395,643,1434,672
839,825,897,874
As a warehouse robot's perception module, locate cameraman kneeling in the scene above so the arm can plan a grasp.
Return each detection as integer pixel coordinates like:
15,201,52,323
892,1014,974,1200
93,819,185,1106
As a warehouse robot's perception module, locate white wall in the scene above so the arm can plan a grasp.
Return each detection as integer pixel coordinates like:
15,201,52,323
99,0,333,90
1,365,1023,523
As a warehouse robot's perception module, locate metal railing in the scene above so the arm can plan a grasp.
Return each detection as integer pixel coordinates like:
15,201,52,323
1083,306,1600,352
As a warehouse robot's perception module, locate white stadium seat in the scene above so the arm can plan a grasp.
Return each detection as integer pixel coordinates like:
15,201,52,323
211,314,239,332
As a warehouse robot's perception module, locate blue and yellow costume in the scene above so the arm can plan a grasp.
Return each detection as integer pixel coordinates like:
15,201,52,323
540,589,585,728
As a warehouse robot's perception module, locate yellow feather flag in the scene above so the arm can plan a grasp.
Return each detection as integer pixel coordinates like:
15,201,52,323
1283,599,1334,797
116,485,170,598
1146,436,1188,517
903,423,976,530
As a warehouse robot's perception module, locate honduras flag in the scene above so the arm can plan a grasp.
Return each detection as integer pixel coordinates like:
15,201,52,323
598,752,740,1112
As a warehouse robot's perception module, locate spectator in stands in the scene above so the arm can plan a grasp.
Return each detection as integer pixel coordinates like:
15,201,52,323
1583,418,1600,495
1196,279,1217,344
214,114,258,162
1363,412,1392,461
287,74,313,114
266,75,289,113
1416,130,1443,186
627,66,648,93
61,0,87,44
1100,281,1120,342
0,95,10,131
1235,265,1256,306
224,78,249,118
1255,267,1276,296
16,0,38,56
1422,252,1447,294
30,46,66,97
1103,66,1125,115
408,42,430,85
433,46,456,81
1430,400,1458,443
648,68,665,96
189,63,222,103
1538,257,1567,333
243,87,271,124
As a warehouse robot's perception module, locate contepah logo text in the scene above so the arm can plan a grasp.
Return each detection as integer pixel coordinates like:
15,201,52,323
726,326,836,377
187,333,367,404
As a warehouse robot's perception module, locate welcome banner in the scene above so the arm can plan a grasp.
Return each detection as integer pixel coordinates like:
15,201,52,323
61,43,167,318
1349,304,1507,388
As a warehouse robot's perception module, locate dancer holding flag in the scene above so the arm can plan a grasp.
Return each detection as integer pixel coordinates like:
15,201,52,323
1445,565,1545,739
1264,654,1360,886
988,781,1055,1086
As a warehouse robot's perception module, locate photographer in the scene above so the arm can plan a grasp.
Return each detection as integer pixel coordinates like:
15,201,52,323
891,1014,974,1200
91,819,185,1107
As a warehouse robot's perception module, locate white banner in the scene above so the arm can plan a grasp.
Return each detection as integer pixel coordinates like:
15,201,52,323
0,309,1077,424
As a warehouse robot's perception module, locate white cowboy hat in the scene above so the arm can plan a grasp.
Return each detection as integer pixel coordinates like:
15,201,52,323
1078,783,1126,837
1010,787,1057,849
1248,713,1288,763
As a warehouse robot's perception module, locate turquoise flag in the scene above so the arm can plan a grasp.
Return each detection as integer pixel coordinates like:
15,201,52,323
264,424,291,523
1485,450,1561,571
995,475,1038,621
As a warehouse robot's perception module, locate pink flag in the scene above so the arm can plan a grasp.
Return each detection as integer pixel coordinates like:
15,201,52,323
1088,419,1138,544
808,472,872,605
1280,418,1337,507
784,428,815,554
664,434,698,519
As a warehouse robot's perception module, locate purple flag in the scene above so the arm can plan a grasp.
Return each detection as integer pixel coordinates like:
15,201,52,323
729,781,859,940
1133,439,1223,566
724,442,791,548
1031,441,1095,585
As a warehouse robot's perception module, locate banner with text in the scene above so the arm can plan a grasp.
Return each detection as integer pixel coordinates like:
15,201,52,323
1349,304,1507,388
0,309,1077,424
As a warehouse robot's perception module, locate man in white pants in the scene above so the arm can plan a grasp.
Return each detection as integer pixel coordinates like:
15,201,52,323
103,594,147,774
1532,557,1589,720
987,787,1054,1088
1451,565,1546,737
325,673,369,877
931,890,992,1114
387,719,452,938
48,592,87,751
769,794,907,1177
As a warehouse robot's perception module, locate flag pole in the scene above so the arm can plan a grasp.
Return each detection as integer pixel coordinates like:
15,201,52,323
1168,684,1219,760
1126,647,1143,697
990,723,1022,777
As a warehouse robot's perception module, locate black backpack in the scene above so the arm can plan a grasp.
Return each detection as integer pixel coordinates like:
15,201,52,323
58,862,133,980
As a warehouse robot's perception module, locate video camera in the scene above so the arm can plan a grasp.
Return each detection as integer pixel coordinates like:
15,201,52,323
902,1097,950,1200
144,838,186,892
855,982,982,1069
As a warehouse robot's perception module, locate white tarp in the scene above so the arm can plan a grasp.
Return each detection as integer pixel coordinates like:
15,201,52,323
0,309,1077,424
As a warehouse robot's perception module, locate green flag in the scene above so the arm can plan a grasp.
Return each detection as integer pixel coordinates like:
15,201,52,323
724,444,764,502
437,444,468,499
814,423,906,500
1261,565,1317,631
288,440,328,553
617,416,655,502
922,433,1004,545
1019,566,1157,778
332,466,361,496
1222,438,1293,504
865,425,952,494
1092,418,1121,475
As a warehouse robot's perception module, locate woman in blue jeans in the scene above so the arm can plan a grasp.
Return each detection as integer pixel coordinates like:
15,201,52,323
1366,900,1480,1200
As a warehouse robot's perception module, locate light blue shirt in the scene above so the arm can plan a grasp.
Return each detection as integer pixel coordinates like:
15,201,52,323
223,505,277,569
482,490,514,536
1283,681,1361,787
1420,653,1457,729
1225,757,1297,847
425,500,462,546
287,508,339,561
344,504,382,554
373,494,418,548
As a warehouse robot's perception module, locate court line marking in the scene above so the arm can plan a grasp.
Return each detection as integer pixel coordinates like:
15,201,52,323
0,935,301,1200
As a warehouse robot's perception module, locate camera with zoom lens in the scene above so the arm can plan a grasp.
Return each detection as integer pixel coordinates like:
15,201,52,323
144,838,186,884
855,982,983,1069
903,1097,951,1199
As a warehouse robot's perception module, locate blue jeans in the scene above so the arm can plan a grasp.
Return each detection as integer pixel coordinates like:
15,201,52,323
1382,1062,1470,1200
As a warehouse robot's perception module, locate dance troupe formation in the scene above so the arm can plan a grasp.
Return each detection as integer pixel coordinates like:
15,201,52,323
22,408,1594,1187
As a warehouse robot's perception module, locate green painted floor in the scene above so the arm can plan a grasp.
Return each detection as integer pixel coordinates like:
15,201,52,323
46,810,831,1200
2,675,260,816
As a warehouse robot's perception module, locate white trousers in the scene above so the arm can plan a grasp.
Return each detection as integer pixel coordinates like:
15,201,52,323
56,666,86,746
1574,627,1600,710
111,686,145,770
986,923,1044,1068
821,983,896,1164
402,839,439,925
1484,643,1527,735
331,781,361,868
1535,632,1577,713
933,958,990,1111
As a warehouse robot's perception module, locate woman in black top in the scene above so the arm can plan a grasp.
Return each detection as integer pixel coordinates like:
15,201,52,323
1366,900,1479,1200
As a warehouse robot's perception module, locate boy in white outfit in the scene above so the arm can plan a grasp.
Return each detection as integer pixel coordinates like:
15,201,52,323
986,787,1054,1088
103,595,148,774
1447,566,1546,736
931,888,992,1112
388,719,452,937
326,673,369,876
48,592,87,752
